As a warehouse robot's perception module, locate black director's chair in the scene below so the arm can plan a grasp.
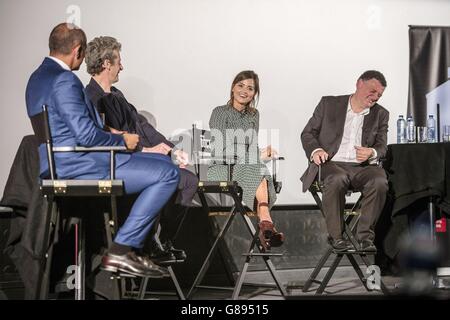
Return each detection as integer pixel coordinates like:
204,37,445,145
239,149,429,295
29,105,127,300
186,125,287,300
301,164,389,295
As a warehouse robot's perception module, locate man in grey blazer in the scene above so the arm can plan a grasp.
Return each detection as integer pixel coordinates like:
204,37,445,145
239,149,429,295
301,70,389,252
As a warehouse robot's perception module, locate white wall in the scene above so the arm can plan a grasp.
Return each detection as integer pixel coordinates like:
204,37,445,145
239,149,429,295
1,0,449,204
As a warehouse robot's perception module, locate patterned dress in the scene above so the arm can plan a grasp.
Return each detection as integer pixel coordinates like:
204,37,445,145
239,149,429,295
207,105,277,210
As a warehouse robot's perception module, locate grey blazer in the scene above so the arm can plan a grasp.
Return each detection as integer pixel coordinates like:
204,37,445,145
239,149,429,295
300,95,389,192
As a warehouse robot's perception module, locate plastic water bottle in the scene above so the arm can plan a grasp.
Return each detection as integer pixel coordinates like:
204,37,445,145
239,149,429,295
397,115,407,144
427,115,436,143
407,116,415,143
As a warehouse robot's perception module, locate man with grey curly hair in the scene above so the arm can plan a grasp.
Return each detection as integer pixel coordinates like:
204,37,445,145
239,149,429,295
85,36,199,266
85,36,122,81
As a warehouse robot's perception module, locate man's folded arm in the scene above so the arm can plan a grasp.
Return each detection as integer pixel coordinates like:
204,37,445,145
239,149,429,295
53,73,125,147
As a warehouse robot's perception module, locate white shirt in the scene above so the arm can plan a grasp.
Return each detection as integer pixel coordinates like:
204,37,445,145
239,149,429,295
311,97,377,163
332,100,369,162
48,56,71,71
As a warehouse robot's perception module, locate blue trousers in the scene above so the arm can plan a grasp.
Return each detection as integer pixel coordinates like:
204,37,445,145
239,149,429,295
114,152,179,248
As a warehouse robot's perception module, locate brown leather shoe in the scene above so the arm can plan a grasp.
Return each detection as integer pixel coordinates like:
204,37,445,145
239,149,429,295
101,251,170,278
258,220,285,251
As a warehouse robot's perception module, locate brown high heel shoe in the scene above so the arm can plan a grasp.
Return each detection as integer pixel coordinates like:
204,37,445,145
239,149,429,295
258,220,285,249
258,220,272,251
257,202,285,250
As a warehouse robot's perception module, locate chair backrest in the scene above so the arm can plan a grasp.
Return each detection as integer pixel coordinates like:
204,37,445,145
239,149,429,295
271,157,284,194
29,105,56,180
191,124,284,194
191,124,211,181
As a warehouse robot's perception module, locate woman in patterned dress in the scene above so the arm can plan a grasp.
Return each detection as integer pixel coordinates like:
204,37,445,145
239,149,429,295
207,70,284,250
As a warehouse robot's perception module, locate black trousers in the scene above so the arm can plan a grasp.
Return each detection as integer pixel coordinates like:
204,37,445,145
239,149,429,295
159,168,199,243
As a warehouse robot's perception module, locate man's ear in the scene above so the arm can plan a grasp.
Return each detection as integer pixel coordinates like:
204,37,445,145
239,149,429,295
356,79,363,89
73,44,82,59
102,59,110,69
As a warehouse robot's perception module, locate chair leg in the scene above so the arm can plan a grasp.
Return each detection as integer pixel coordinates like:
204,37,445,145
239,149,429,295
302,247,333,292
263,258,287,296
138,277,149,300
231,228,259,300
75,219,86,300
232,254,252,300
168,266,186,300
103,212,114,248
110,196,118,234
347,254,370,291
152,224,186,300
316,254,343,294
135,266,185,300
37,197,58,300
239,213,287,298
107,196,123,299
186,205,237,299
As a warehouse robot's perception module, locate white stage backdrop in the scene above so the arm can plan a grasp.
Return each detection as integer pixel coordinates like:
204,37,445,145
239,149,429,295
1,0,449,204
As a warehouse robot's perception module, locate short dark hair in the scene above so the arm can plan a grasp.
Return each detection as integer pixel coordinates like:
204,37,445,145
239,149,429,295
358,70,387,87
49,22,87,55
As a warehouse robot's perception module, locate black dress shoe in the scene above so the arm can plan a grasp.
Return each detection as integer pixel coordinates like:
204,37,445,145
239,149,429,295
148,243,178,266
360,239,377,252
162,240,187,262
329,238,354,252
101,251,169,278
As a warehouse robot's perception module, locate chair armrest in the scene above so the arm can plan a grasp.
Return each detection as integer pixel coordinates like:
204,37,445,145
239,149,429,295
199,156,238,165
377,157,386,168
0,206,13,213
53,146,127,152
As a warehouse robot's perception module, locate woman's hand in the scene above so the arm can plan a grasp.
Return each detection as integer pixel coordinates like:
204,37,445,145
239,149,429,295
174,149,189,168
260,145,278,161
108,126,127,135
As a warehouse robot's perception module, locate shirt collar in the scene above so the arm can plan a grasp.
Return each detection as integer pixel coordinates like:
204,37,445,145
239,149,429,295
347,96,370,116
48,56,71,71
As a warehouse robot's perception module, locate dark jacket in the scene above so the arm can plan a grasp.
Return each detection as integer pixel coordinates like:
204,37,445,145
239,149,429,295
85,78,174,151
300,95,389,192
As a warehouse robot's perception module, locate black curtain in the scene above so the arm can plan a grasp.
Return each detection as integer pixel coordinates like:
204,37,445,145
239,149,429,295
408,26,450,127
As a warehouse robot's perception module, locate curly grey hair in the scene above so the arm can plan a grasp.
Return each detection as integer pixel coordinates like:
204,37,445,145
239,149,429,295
85,36,121,75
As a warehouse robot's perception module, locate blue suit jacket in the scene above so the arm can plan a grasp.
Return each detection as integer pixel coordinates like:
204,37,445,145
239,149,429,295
26,57,130,179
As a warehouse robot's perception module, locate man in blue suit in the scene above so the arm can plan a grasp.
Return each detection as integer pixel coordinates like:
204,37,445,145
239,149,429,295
25,22,180,277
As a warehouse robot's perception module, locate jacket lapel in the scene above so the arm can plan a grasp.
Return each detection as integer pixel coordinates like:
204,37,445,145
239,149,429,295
330,95,350,156
362,105,377,146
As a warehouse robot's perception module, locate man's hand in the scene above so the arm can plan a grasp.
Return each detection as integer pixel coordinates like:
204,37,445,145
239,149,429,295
109,127,127,135
123,133,139,150
174,149,189,168
142,143,172,155
312,149,329,165
354,146,373,163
